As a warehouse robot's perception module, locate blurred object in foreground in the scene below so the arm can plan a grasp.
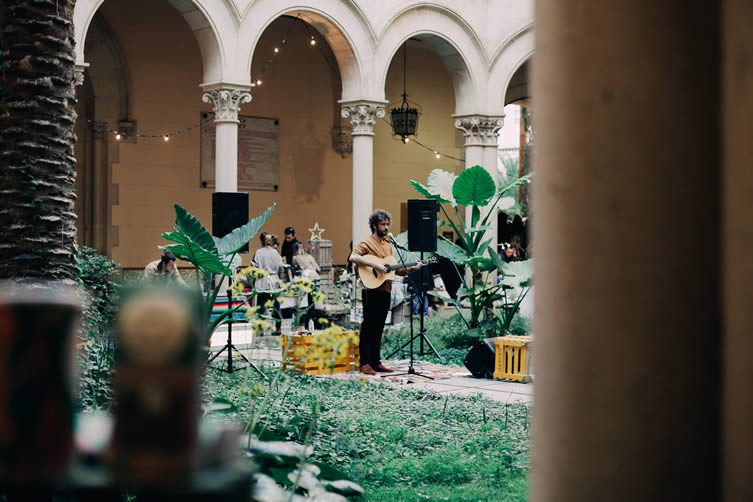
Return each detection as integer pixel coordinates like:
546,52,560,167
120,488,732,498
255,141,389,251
111,286,201,487
0,283,80,487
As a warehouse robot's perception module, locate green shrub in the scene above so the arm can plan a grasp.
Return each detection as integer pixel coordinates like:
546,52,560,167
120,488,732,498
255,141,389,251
76,246,119,409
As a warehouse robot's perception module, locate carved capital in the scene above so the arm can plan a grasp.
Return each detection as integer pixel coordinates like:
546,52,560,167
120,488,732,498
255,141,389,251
201,87,252,123
74,63,89,86
454,115,504,147
340,101,386,136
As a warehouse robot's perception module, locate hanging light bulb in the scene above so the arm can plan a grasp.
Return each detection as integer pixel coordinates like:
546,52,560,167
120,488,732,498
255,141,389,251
115,132,122,141
256,79,263,86
434,151,441,159
309,36,316,46
274,47,280,53
402,136,410,144
163,135,170,142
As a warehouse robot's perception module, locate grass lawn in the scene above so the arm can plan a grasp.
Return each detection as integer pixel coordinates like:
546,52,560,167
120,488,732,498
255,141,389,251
204,365,531,501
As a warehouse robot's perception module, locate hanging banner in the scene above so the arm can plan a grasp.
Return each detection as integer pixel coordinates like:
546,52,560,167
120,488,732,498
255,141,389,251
200,112,280,191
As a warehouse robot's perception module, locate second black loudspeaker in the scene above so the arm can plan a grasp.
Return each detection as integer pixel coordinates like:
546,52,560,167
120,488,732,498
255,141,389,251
407,198,437,252
212,192,249,253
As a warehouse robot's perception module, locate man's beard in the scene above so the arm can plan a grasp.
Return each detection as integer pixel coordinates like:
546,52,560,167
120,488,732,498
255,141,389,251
376,228,388,238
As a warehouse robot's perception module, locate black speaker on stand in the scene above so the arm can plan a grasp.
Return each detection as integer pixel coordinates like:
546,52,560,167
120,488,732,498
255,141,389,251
386,199,442,378
212,192,249,252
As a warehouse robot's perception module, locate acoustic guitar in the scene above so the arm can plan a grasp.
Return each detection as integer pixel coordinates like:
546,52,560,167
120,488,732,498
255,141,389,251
357,255,438,290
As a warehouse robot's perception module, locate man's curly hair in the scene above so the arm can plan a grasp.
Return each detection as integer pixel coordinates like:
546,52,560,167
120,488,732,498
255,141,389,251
368,209,391,233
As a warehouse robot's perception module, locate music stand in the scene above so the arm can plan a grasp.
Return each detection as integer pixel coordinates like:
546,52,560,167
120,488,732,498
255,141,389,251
207,290,266,378
385,250,441,380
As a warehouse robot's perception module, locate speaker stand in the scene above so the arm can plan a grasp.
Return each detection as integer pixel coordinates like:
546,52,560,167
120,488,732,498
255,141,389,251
207,292,267,379
385,252,439,380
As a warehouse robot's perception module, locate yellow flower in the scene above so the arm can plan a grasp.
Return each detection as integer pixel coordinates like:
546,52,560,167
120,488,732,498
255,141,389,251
317,318,329,326
264,300,274,308
245,305,259,318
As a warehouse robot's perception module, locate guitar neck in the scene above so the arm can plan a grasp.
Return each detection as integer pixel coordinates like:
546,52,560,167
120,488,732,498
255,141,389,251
385,261,419,272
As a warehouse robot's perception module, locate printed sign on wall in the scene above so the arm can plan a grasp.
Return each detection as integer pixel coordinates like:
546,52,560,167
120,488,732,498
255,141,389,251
200,113,280,191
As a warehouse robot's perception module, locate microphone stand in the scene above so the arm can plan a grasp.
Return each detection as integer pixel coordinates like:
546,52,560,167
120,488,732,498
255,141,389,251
384,238,436,379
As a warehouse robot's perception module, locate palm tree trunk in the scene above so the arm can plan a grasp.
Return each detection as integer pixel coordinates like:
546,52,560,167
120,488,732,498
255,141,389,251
0,0,78,282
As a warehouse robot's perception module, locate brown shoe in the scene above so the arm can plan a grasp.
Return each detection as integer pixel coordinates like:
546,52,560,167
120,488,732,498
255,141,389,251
360,364,377,375
375,363,394,373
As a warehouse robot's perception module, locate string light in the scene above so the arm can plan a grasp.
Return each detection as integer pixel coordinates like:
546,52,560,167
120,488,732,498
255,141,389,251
309,36,317,46
163,135,170,142
256,79,263,86
402,136,410,144
89,116,213,142
434,151,441,159
274,47,280,53
115,132,121,141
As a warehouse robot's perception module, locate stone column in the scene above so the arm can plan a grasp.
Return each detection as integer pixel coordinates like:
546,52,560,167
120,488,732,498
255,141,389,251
340,100,386,246
88,120,109,253
724,2,753,500
532,2,719,501
454,115,504,252
201,85,252,192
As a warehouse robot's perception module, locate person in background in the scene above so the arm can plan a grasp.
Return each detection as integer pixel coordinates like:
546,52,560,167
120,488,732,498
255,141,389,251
143,250,188,287
292,242,320,280
254,234,283,317
500,242,518,263
280,226,300,266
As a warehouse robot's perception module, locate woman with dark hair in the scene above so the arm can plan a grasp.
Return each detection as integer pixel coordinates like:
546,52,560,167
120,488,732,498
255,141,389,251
143,250,188,287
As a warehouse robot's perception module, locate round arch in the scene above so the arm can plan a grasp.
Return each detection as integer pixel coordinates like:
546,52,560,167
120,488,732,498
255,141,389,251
73,0,226,83
488,25,534,114
373,4,486,115
237,0,372,100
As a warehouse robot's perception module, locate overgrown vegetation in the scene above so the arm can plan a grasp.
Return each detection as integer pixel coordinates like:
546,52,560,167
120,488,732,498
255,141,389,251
76,246,119,409
205,368,531,501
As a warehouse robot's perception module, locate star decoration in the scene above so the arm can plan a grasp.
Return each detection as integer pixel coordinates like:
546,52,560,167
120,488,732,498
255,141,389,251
308,222,326,241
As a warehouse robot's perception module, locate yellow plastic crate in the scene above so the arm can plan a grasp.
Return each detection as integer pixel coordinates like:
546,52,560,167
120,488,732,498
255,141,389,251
281,331,359,375
494,336,534,382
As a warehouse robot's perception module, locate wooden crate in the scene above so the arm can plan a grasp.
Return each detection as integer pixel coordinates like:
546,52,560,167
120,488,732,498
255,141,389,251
281,331,359,375
494,336,534,382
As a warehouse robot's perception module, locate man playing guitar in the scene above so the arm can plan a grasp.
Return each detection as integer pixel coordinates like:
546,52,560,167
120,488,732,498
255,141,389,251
349,209,422,375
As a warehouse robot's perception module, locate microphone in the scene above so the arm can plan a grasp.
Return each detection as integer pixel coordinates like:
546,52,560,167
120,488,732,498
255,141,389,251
386,233,407,250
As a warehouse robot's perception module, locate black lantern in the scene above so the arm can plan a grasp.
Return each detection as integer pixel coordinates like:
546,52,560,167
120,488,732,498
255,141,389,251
390,42,421,143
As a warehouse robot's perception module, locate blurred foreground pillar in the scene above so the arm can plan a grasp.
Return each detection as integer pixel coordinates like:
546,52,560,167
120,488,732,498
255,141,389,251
532,3,720,501
724,1,753,500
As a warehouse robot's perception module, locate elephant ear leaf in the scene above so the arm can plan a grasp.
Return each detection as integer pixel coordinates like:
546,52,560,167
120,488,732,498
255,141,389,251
161,231,231,276
453,165,497,207
435,238,468,264
175,204,217,254
410,180,434,199
217,204,275,256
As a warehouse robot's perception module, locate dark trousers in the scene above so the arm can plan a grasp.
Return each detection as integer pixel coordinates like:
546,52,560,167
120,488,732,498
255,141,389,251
360,289,391,367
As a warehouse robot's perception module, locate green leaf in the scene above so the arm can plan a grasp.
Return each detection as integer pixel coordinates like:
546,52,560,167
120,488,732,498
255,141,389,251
409,180,434,199
174,204,217,254
216,204,275,256
453,165,497,207
499,259,534,288
467,256,497,272
204,396,238,414
390,232,425,263
465,224,493,234
471,206,481,227
161,231,231,276
436,238,467,264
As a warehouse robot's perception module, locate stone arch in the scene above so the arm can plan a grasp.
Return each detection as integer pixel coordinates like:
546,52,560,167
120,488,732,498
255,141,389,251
373,4,486,115
488,24,534,114
73,0,226,82
237,0,373,100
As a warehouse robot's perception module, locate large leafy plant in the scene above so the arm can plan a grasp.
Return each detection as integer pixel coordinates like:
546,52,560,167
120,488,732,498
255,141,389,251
410,165,532,338
161,203,274,339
